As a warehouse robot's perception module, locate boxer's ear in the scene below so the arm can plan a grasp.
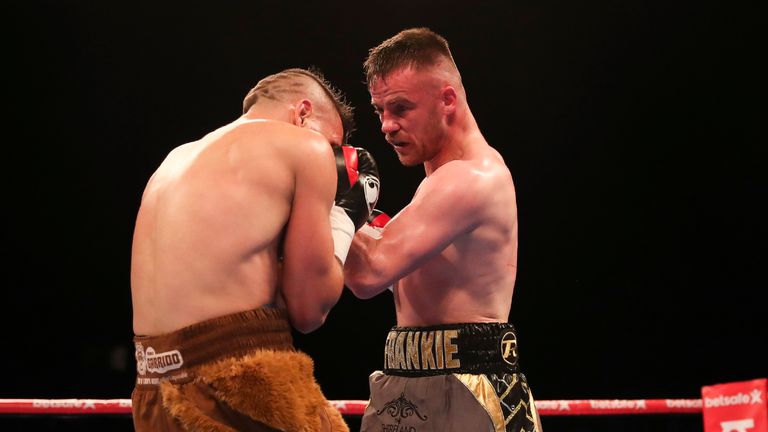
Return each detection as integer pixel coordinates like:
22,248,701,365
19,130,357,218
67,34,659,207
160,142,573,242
441,86,457,115
293,99,313,126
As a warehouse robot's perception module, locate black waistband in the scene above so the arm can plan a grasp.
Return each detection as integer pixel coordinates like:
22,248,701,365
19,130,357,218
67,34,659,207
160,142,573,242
382,322,521,377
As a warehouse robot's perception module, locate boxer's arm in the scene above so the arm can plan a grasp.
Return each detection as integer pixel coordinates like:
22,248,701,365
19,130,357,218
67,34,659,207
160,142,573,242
282,136,344,333
344,161,485,298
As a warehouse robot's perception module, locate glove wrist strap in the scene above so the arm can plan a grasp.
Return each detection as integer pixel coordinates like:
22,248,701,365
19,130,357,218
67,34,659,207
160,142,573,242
330,205,355,264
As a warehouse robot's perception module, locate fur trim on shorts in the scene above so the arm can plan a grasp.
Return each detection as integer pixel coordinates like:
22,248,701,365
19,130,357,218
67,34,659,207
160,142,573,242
160,349,348,432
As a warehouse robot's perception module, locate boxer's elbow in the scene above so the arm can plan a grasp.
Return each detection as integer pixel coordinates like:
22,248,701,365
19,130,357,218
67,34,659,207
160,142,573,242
345,283,368,299
344,247,395,298
283,283,338,334
291,316,325,334
289,305,330,334
283,263,343,333
345,269,391,299
293,321,323,334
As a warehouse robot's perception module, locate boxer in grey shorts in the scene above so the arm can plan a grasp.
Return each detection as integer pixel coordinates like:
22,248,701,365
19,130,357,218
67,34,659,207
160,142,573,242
360,323,542,432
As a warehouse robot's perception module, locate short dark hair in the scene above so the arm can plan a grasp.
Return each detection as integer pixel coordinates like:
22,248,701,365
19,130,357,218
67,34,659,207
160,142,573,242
242,67,355,143
364,27,457,88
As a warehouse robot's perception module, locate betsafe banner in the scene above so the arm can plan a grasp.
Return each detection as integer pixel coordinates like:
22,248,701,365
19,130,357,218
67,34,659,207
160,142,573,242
702,378,767,432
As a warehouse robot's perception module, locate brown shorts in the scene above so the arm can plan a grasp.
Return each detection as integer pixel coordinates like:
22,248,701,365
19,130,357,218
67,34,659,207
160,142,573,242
360,323,543,432
131,306,348,432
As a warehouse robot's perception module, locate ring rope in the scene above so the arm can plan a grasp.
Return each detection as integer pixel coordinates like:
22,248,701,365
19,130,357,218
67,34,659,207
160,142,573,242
0,398,703,416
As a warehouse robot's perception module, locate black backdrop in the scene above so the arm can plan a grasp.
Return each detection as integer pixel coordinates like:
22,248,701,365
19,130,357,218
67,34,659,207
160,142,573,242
4,1,766,431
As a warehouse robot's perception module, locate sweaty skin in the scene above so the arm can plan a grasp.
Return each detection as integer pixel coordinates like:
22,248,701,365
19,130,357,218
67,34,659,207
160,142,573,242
132,95,345,336
344,65,519,326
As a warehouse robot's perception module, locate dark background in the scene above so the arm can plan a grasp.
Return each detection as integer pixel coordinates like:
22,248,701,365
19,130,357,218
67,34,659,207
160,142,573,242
4,0,766,431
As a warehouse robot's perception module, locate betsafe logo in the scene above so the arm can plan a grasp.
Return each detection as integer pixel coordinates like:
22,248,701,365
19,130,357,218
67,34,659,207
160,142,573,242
705,390,764,408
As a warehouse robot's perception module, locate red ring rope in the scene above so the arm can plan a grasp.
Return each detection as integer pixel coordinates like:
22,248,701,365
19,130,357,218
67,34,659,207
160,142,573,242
0,398,703,416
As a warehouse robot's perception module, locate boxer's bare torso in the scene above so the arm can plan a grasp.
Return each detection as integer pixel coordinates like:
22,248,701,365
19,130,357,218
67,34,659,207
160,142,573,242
344,62,518,327
392,147,517,326
345,142,517,326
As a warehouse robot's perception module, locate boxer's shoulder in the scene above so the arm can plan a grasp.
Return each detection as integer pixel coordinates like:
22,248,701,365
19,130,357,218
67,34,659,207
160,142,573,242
429,158,507,195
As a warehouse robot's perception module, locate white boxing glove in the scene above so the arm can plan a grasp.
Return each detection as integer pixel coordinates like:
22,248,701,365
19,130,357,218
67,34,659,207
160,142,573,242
330,204,355,264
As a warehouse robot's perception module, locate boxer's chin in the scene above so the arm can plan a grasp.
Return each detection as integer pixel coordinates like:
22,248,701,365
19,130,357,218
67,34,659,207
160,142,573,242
395,149,421,167
397,155,421,167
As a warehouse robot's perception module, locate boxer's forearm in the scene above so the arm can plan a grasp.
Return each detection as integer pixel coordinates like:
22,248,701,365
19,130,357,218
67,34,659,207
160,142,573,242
344,233,391,298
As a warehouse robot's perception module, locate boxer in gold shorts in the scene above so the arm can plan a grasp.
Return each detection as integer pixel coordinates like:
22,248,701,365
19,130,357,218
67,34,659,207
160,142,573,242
360,323,541,432
344,27,543,432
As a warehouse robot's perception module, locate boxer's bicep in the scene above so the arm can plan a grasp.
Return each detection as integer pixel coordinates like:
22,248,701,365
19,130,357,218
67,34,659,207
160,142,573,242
370,170,483,283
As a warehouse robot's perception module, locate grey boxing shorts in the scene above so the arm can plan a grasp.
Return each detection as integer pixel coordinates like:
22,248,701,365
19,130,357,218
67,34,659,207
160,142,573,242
360,322,543,432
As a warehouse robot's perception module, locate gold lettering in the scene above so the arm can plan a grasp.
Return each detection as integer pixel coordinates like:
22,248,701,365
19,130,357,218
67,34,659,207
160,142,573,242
444,329,461,369
421,331,436,369
501,339,517,360
385,331,397,369
395,332,408,369
435,330,444,369
406,331,420,369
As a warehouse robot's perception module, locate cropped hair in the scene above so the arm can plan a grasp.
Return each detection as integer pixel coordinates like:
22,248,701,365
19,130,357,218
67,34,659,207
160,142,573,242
243,67,355,143
364,27,457,87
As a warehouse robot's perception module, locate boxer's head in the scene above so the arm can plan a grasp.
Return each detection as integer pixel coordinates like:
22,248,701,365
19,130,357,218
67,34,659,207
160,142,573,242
243,68,355,146
364,27,461,90
364,28,466,166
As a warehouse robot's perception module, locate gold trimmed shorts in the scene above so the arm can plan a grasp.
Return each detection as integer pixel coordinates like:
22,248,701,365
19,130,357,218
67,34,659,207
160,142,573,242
361,323,542,432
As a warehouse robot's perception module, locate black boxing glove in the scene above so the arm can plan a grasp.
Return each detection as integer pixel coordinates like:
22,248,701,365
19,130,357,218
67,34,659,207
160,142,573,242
332,146,380,230
329,145,380,264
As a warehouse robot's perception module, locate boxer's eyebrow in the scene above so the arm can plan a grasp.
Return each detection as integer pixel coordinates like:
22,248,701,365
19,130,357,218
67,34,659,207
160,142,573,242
372,97,414,114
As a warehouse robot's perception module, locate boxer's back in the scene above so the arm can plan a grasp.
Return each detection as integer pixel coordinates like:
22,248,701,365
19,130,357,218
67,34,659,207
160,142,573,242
131,119,297,335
